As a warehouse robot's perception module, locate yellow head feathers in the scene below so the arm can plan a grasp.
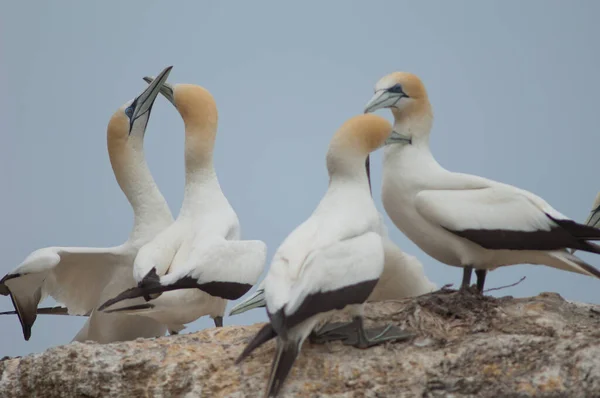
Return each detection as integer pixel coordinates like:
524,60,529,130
365,71,432,122
375,72,428,100
172,84,218,132
107,108,129,143
329,114,393,155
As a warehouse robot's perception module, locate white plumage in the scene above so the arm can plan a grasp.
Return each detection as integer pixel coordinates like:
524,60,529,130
97,78,266,331
0,66,175,342
237,114,407,398
229,233,436,316
365,71,600,291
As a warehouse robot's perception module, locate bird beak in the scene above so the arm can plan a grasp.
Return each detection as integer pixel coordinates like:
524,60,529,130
130,66,172,128
584,207,600,230
228,289,266,316
143,75,176,106
385,130,412,146
364,90,400,113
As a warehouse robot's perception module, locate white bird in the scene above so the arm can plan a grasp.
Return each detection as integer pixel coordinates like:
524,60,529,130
229,235,436,316
364,72,600,293
230,154,435,317
0,66,175,342
97,78,267,332
237,114,412,398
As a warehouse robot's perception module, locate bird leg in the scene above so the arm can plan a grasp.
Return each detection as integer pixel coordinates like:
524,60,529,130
342,316,414,349
310,317,413,348
460,266,473,291
213,316,223,328
475,269,487,293
309,322,355,344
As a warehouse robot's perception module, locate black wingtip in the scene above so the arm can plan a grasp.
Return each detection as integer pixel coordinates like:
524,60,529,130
5,289,34,341
235,323,277,365
0,306,71,316
23,324,31,341
571,256,600,279
97,286,147,311
104,303,155,314
98,268,165,311
0,273,21,296
265,341,300,398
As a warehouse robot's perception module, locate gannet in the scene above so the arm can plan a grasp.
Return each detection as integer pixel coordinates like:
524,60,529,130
230,147,435,317
364,72,600,292
97,77,266,331
0,66,175,342
229,236,436,316
237,114,411,398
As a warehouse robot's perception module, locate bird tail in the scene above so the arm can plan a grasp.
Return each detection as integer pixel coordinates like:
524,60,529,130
97,268,198,312
235,323,277,364
551,217,600,254
546,251,600,279
264,339,300,398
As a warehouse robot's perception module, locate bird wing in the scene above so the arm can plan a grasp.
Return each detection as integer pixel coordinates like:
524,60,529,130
98,238,267,311
0,246,131,340
415,185,600,252
265,231,384,335
0,306,88,316
164,237,268,298
368,237,436,302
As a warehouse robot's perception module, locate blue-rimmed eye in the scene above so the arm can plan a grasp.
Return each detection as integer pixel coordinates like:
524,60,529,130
388,84,405,94
125,106,134,118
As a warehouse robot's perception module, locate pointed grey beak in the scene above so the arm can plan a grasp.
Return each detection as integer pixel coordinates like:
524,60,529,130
365,90,401,113
584,208,600,229
228,289,266,316
130,66,172,129
143,75,175,106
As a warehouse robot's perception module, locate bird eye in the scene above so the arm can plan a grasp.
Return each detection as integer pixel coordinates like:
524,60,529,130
388,84,405,94
125,106,134,118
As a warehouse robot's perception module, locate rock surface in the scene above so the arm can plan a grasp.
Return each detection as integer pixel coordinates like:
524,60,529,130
1,290,599,397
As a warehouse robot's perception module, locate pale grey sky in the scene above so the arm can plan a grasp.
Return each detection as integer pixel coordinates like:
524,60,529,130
1,1,599,357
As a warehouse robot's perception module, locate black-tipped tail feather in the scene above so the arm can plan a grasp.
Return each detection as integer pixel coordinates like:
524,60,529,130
98,268,253,312
235,323,277,364
265,340,300,398
104,303,156,314
449,215,600,255
557,251,600,279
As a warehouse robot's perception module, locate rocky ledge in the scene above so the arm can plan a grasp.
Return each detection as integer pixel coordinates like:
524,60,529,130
1,290,599,397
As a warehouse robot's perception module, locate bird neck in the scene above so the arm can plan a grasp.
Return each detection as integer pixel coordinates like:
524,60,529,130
326,151,371,191
108,134,172,239
392,102,433,149
179,126,222,215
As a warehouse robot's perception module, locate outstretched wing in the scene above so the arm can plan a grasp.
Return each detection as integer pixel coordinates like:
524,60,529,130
98,238,267,311
1,246,130,340
265,231,384,336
